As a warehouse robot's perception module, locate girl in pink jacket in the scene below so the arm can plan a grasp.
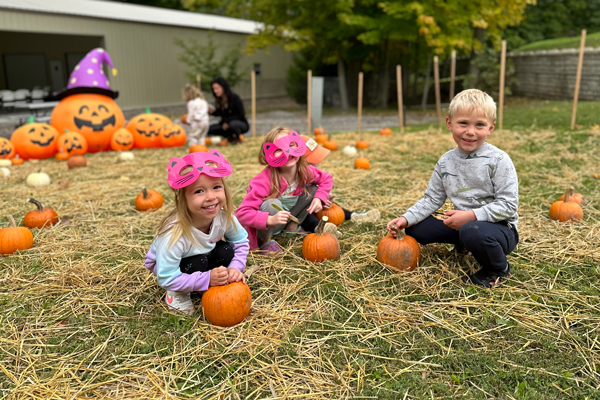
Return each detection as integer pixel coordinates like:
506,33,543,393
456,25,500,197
235,127,336,254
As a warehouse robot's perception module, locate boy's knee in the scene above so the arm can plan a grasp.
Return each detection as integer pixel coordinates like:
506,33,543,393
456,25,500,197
260,199,283,214
459,222,495,245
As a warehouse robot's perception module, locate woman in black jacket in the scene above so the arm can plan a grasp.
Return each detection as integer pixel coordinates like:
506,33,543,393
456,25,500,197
208,77,249,144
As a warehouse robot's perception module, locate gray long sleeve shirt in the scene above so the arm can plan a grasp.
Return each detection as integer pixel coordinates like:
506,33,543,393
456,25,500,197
402,142,519,229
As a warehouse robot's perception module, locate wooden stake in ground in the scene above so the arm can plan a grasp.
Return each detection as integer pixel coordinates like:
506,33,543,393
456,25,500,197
571,29,587,130
251,70,256,137
396,65,404,133
433,55,442,131
196,74,201,90
358,71,364,134
498,40,507,130
449,50,456,100
307,69,312,134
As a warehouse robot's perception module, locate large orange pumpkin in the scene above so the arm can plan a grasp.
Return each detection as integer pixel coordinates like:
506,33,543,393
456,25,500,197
0,215,33,255
316,203,345,226
201,281,252,327
549,187,584,222
51,93,125,153
127,108,173,149
159,123,187,148
57,130,88,156
10,121,59,160
110,127,134,151
0,137,15,159
302,216,341,262
376,230,420,272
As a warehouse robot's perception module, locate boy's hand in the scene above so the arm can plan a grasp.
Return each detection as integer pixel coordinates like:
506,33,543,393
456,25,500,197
209,266,228,287
227,268,246,284
387,217,408,237
307,198,323,214
443,210,476,230
267,211,291,226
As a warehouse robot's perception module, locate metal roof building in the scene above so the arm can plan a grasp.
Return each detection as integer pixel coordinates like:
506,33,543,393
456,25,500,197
0,0,294,109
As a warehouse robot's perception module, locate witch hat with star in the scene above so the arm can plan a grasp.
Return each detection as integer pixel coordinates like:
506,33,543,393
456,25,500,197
56,48,119,99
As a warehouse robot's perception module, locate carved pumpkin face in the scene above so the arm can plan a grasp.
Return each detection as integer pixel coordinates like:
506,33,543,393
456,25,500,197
10,123,59,160
51,94,125,153
159,123,187,148
58,131,88,156
127,111,173,149
110,127,134,151
0,137,15,159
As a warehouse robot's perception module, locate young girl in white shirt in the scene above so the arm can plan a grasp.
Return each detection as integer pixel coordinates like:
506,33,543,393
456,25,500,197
144,150,249,315
183,84,209,147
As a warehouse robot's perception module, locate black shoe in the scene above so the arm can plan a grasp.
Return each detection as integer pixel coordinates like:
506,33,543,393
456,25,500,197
454,244,471,256
462,264,511,288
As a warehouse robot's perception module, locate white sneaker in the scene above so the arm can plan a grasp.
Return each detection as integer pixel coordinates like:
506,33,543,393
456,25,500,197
323,222,342,238
165,291,195,316
350,209,380,223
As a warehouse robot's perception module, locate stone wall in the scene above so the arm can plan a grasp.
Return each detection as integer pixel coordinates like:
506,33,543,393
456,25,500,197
509,47,600,100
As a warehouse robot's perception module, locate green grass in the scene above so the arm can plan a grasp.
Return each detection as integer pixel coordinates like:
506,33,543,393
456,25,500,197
513,31,600,53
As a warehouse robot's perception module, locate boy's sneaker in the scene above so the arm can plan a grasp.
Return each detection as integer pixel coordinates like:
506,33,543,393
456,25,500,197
350,209,380,223
259,240,284,256
165,291,195,316
462,263,512,288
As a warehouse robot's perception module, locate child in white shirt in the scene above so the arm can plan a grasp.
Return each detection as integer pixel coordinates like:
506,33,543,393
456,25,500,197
183,84,209,147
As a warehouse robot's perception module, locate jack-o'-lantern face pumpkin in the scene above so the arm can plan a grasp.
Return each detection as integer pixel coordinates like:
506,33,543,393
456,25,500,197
127,109,172,149
58,130,88,156
110,127,134,151
0,137,15,159
51,93,125,153
10,123,59,160
159,123,187,147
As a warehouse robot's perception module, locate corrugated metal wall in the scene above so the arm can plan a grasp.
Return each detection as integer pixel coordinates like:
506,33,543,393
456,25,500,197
0,9,294,109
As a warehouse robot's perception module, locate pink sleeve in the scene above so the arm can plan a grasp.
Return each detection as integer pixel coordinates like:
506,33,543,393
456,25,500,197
308,166,333,203
235,172,271,230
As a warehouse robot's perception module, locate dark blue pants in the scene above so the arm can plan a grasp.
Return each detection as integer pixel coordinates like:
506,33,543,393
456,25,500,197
406,216,519,273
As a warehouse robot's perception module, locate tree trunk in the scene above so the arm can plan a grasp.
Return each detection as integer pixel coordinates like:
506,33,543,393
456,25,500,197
379,39,390,108
469,27,486,84
412,39,420,102
421,55,432,110
337,57,349,110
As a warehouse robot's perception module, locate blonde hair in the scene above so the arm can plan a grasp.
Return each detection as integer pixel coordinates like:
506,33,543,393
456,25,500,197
259,126,312,200
447,89,496,123
155,177,236,248
183,84,204,102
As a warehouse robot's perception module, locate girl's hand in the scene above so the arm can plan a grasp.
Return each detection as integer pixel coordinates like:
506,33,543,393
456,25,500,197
209,266,228,287
324,199,333,209
386,217,408,237
222,122,229,130
267,211,291,226
208,105,215,114
443,210,476,231
307,198,323,214
227,268,246,284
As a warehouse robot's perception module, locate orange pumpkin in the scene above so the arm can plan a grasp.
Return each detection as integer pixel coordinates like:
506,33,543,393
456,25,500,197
559,190,587,206
550,187,583,222
110,127,134,151
315,134,328,144
0,137,15,159
201,281,252,327
11,155,24,165
51,93,125,153
302,216,341,262
181,114,188,124
67,155,87,169
316,203,345,226
55,151,70,161
127,108,173,149
189,144,208,153
377,230,420,272
379,127,393,136
314,127,325,136
218,139,228,146
10,121,59,160
135,188,164,211
356,136,369,149
24,198,59,229
323,135,338,151
205,137,212,145
57,130,88,156
0,215,33,255
159,123,187,148
355,155,370,170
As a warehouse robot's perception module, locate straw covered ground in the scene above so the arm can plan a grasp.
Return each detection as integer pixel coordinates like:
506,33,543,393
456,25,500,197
1,125,600,399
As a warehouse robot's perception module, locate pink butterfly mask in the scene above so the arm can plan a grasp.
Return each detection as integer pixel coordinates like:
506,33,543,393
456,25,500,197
167,150,232,189
263,130,307,167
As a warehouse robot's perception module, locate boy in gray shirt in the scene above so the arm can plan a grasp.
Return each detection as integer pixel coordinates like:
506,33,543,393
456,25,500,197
386,89,519,288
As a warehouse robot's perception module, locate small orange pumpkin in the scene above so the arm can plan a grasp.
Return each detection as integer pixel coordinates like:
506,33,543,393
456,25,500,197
356,136,369,149
559,190,587,206
377,230,421,272
205,137,212,145
110,127,134,151
127,108,173,149
0,215,33,255
314,127,325,136
550,187,583,222
24,198,59,229
315,134,328,144
379,127,393,136
201,281,252,327
11,155,24,165
10,119,59,160
159,123,187,148
189,144,208,153
135,187,164,211
218,139,228,146
68,155,87,169
316,203,345,226
0,137,15,159
323,135,338,151
57,130,88,156
355,154,370,170
302,216,341,262
181,114,188,124
55,151,70,161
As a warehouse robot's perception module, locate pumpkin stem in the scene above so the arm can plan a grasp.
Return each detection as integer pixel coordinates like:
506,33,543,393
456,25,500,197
7,215,16,228
142,187,150,199
394,228,405,240
27,115,35,124
316,216,329,235
563,186,575,203
27,198,44,212
145,107,151,114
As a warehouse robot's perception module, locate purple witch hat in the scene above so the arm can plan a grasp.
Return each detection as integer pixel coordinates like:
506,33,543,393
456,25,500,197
56,48,119,99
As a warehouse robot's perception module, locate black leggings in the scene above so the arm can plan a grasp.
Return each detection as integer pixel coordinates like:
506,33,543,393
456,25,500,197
302,203,353,232
208,120,249,140
179,241,235,274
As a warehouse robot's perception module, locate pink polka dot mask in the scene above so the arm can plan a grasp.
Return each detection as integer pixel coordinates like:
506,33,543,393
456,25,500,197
263,130,307,167
168,150,232,189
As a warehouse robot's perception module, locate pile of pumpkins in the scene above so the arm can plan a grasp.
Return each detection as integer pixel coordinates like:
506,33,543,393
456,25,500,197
313,127,371,170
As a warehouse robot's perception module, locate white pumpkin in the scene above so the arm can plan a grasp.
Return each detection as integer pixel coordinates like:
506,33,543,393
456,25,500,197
26,171,51,188
343,145,358,158
118,151,135,161
0,159,12,167
0,167,10,177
